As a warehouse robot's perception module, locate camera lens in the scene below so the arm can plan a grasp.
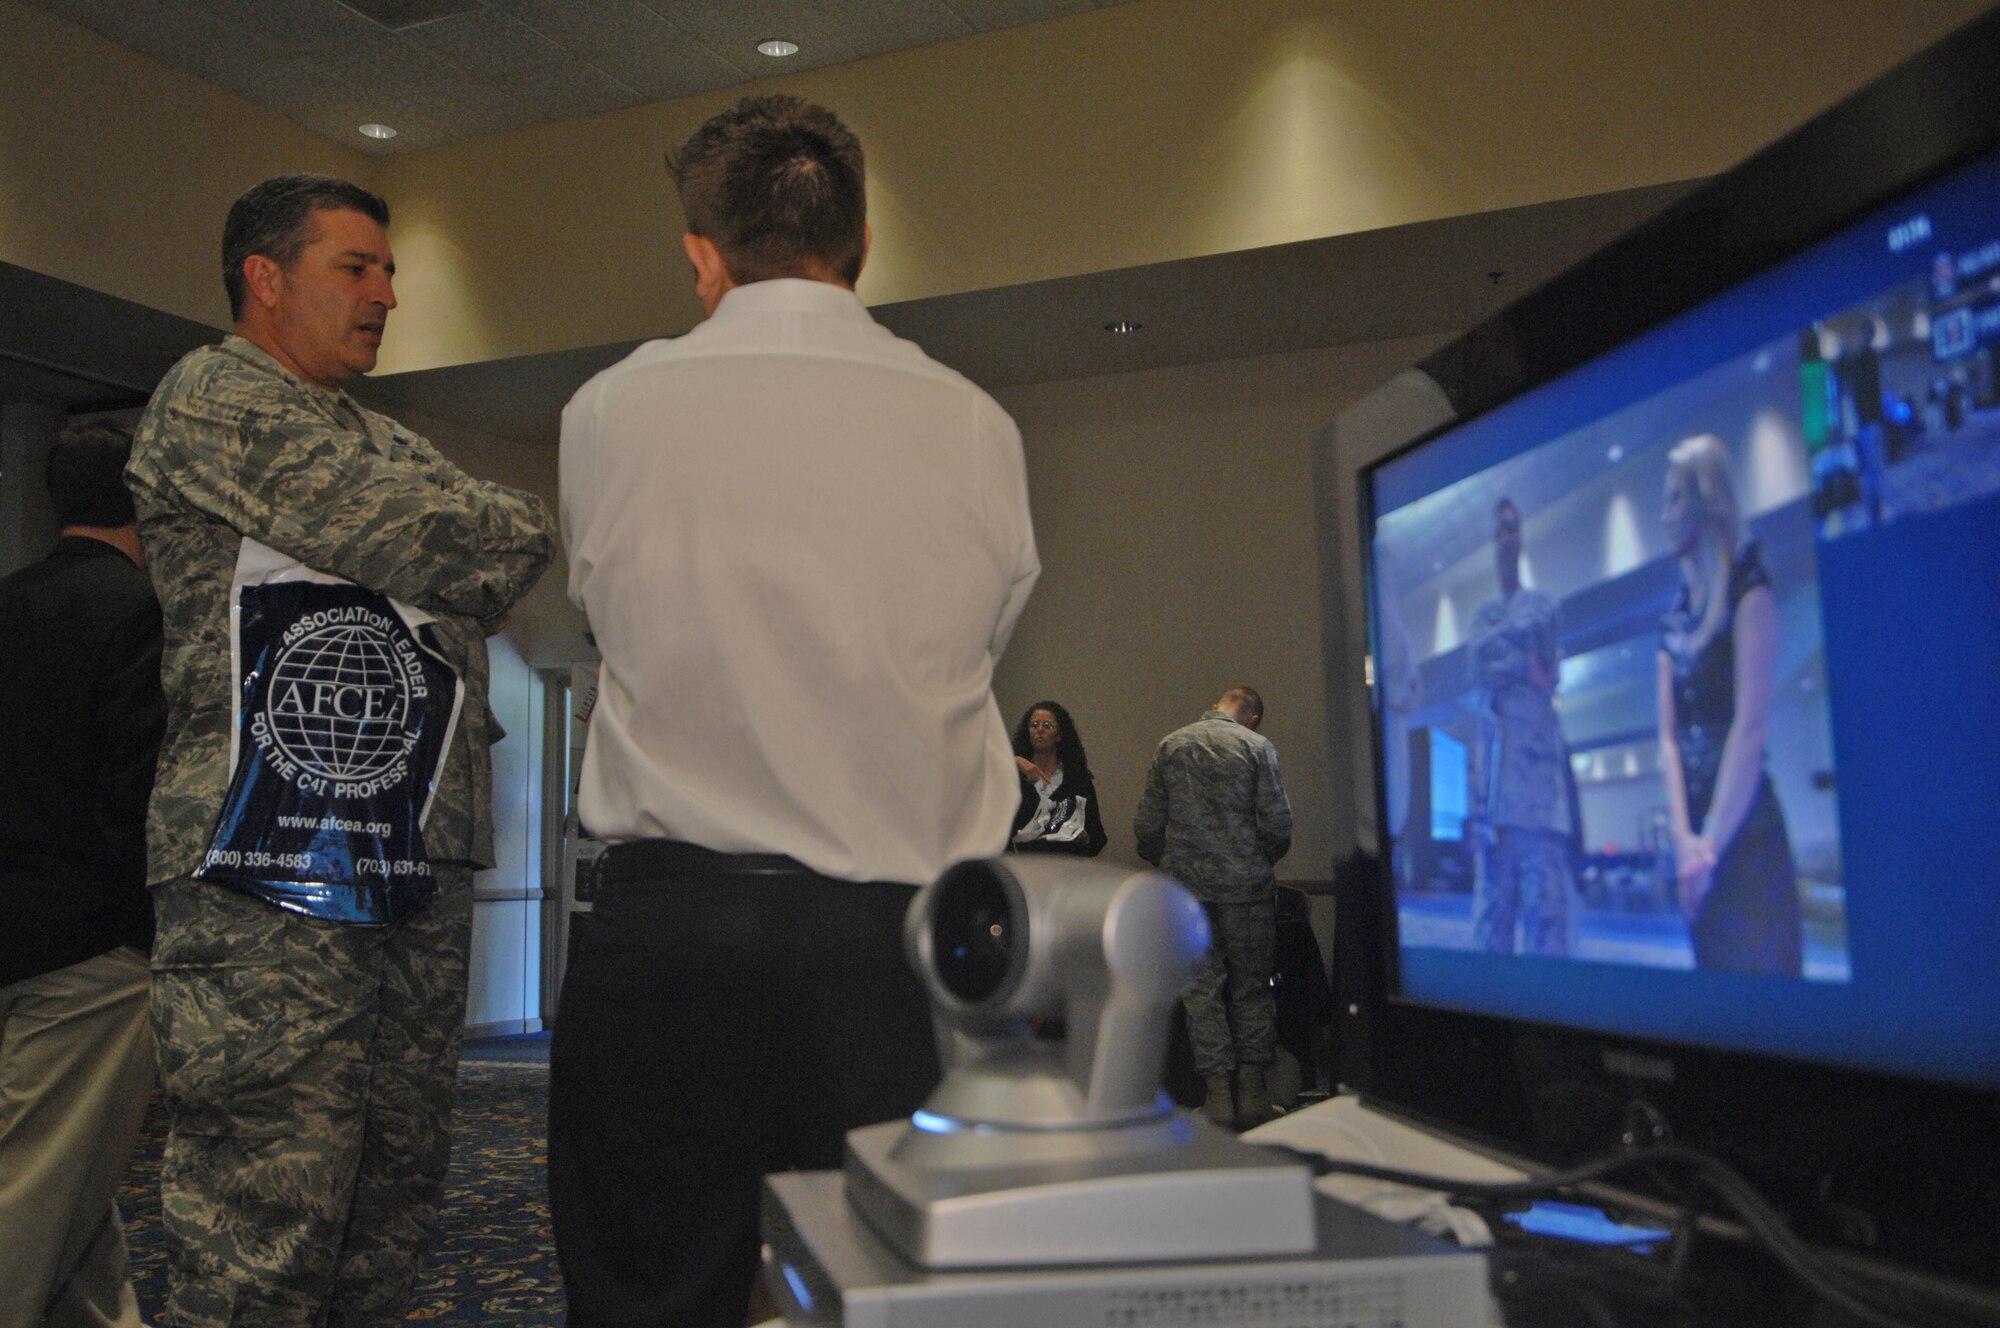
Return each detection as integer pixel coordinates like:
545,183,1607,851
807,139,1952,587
929,864,1020,1005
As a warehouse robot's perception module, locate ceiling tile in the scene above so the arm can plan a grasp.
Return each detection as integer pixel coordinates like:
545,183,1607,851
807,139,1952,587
224,50,361,118
493,0,666,63
641,0,863,68
16,0,1149,153
333,0,482,31
837,0,976,50
940,0,1096,30
115,7,291,93
592,36,747,103
494,58,644,123
29,0,175,43
322,72,519,150
193,0,393,57
404,7,572,79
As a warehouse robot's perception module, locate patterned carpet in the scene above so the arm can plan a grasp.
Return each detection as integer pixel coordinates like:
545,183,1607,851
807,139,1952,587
122,1039,563,1323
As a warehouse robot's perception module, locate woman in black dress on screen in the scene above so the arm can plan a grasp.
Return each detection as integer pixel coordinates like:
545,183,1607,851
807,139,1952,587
1656,434,1804,975
1008,701,1107,856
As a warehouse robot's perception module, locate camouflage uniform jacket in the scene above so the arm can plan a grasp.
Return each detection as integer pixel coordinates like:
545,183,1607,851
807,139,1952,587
127,335,556,883
1134,710,1293,902
1467,588,1571,836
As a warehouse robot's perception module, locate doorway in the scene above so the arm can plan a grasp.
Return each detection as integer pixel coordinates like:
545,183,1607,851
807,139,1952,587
538,663,607,1024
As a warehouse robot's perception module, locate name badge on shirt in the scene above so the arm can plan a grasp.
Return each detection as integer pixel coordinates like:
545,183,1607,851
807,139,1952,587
196,540,463,925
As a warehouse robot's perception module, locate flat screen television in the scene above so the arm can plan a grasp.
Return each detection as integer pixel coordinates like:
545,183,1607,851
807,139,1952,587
1330,7,2000,1314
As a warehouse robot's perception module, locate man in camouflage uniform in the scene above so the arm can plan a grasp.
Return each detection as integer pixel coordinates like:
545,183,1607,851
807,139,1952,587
127,174,555,1328
1466,498,1576,957
1135,686,1292,1128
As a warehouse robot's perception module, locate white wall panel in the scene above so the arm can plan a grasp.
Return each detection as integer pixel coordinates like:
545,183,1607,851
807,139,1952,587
466,634,543,1034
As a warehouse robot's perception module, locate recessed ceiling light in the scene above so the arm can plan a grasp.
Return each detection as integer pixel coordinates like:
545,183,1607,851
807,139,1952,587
757,39,799,57
1104,320,1142,334
358,122,399,140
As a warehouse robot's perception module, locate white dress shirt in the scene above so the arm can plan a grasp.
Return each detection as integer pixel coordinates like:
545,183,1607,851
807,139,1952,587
561,278,1040,884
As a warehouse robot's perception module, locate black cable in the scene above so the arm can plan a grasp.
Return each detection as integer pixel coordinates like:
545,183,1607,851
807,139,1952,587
1655,1184,1701,1301
1260,1142,1984,1328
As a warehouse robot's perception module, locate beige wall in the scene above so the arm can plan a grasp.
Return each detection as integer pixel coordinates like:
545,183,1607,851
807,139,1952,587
385,405,589,668
993,333,1447,882
371,0,1983,373
4,0,1983,373
0,0,367,332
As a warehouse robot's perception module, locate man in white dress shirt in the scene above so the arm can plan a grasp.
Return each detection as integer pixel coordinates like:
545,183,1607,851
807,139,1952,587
552,94,1039,1327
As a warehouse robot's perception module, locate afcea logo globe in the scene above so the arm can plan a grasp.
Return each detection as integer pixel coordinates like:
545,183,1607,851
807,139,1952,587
264,622,417,783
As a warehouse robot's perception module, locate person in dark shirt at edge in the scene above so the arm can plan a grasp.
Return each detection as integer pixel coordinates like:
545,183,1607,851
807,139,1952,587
0,420,166,1328
1008,700,1109,855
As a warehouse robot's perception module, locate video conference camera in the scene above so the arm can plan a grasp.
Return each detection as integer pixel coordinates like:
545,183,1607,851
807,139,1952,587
908,854,1210,1137
762,857,1491,1326
836,855,1317,1269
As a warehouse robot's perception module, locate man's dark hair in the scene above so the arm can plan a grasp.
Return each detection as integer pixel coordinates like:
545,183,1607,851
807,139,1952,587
1011,700,1096,787
47,420,137,528
667,94,867,286
222,174,391,320
1220,686,1265,724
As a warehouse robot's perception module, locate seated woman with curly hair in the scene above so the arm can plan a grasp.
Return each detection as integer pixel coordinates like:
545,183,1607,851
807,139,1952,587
1008,700,1107,856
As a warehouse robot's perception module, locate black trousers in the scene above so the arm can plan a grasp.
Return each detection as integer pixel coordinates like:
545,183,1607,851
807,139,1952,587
547,842,940,1327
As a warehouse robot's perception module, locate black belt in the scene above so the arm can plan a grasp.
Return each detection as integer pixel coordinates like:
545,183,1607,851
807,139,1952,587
594,838,809,889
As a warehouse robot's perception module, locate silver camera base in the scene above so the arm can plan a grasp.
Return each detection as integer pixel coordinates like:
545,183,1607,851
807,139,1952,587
763,1169,1493,1328
841,1113,1317,1268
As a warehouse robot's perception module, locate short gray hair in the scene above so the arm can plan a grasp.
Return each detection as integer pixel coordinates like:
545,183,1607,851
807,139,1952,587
223,174,390,320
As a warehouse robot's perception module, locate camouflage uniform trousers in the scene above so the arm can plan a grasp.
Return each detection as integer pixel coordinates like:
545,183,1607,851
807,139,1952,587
1180,896,1276,1079
148,864,474,1328
1472,826,1576,957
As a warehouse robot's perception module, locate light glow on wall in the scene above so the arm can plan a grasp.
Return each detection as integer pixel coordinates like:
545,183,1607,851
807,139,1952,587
1746,409,1808,513
1433,593,1460,654
370,217,511,376
1195,19,1453,259
1604,492,1646,577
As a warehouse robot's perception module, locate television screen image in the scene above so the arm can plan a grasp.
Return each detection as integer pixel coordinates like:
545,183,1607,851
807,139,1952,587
1363,133,2000,1091
1372,338,1850,981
